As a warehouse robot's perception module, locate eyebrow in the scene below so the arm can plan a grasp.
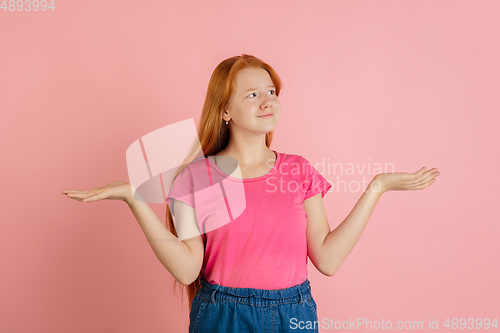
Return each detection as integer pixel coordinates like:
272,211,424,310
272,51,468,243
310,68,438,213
244,85,275,93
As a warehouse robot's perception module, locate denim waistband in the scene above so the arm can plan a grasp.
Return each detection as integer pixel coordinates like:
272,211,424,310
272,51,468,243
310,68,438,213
196,276,312,305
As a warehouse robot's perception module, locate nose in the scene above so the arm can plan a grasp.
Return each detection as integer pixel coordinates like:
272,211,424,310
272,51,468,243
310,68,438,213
261,94,273,108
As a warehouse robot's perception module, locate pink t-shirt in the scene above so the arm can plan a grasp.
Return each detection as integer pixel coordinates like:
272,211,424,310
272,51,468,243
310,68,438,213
165,150,332,289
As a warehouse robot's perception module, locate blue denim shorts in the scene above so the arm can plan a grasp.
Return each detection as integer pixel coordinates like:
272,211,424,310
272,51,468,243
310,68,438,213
189,276,319,333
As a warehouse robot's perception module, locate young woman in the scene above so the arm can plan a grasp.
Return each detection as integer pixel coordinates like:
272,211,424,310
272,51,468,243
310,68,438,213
62,54,439,332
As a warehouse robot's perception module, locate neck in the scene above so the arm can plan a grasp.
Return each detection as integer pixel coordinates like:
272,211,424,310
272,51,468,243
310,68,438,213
217,140,275,168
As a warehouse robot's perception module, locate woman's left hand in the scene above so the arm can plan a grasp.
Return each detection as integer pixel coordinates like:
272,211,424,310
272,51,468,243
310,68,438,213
372,167,440,193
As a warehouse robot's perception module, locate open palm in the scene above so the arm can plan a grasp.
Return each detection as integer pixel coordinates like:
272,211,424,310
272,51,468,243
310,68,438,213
62,180,133,203
374,167,440,193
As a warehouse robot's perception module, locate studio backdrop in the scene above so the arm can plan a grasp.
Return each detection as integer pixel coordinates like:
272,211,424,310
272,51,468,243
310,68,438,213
1,0,499,332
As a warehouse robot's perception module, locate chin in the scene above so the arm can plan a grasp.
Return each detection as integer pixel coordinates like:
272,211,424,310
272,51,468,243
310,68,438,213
262,124,278,133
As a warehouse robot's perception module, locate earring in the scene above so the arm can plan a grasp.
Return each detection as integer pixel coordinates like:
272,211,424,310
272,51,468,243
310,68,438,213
226,120,229,125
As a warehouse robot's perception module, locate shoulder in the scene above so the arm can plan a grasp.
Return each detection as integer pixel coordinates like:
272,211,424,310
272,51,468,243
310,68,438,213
170,157,208,185
178,157,208,174
279,151,311,166
277,151,311,175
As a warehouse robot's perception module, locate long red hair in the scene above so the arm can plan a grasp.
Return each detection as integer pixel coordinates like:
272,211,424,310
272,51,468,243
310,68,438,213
165,54,283,314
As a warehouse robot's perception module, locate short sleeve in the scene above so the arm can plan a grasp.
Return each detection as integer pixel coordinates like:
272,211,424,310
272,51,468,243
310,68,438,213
302,157,332,201
166,165,195,216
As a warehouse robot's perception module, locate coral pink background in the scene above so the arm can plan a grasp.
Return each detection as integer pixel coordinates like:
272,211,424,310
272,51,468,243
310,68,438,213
1,0,499,332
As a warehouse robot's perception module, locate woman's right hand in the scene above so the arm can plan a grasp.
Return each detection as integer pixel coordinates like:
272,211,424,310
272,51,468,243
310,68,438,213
62,181,133,204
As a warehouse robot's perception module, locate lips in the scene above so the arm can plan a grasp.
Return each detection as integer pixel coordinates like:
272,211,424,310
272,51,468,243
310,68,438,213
258,112,274,117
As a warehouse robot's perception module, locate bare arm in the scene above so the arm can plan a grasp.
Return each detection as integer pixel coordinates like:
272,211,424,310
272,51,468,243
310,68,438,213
307,167,439,276
126,193,204,286
320,180,383,276
63,181,204,285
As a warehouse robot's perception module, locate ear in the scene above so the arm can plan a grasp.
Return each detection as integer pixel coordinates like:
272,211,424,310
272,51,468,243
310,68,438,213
222,107,230,122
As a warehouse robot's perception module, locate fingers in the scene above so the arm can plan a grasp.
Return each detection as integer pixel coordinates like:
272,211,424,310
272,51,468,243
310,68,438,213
64,189,103,203
416,166,427,174
66,192,85,202
413,167,439,179
82,192,103,203
65,193,84,202
410,178,436,190
410,169,440,190
63,186,103,195
421,168,439,181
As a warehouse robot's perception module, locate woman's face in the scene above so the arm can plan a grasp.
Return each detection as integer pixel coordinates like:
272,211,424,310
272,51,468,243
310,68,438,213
223,67,280,135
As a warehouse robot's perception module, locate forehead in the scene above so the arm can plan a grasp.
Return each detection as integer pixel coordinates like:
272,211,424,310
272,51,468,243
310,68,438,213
234,67,273,90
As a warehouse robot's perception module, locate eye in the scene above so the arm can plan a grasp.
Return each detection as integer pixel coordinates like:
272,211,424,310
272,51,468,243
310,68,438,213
248,90,275,98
